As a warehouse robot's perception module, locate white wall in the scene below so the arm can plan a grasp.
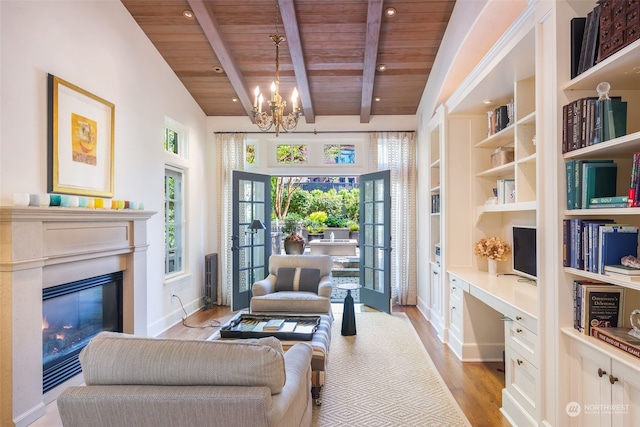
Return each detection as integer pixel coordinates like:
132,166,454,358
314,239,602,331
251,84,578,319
0,0,208,336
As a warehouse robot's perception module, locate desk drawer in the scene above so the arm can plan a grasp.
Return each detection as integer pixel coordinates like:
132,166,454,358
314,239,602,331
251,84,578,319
506,321,537,365
449,275,469,296
503,306,537,335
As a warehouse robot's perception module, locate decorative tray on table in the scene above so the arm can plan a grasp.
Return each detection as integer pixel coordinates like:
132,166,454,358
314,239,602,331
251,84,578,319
219,314,320,341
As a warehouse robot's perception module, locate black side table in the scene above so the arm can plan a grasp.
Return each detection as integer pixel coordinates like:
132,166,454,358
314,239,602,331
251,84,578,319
336,283,361,336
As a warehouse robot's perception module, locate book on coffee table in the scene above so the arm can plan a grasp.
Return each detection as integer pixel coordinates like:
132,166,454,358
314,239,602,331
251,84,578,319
263,318,285,331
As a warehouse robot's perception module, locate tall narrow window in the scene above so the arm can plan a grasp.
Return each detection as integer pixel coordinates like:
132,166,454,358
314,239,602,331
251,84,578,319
164,167,183,275
164,127,179,155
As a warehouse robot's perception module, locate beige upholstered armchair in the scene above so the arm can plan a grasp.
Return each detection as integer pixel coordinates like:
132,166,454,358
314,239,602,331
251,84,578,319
251,254,333,316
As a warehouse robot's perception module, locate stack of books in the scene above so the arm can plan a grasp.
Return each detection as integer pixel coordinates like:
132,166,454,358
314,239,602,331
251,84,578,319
604,264,640,282
573,280,624,335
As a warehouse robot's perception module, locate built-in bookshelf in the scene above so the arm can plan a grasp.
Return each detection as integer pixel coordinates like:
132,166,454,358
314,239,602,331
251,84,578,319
558,2,640,425
417,1,640,424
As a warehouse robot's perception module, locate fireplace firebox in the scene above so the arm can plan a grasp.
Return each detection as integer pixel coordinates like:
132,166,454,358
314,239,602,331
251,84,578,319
42,272,123,393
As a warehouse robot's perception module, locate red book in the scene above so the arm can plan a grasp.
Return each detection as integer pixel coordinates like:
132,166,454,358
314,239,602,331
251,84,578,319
591,326,640,360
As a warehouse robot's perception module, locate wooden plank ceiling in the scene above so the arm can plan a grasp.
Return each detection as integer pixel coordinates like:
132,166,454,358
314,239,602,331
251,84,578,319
121,0,456,123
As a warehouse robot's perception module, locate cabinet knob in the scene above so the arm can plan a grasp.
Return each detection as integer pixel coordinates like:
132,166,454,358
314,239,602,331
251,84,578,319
609,374,619,385
516,316,522,321
516,328,523,333
598,368,607,378
517,359,523,366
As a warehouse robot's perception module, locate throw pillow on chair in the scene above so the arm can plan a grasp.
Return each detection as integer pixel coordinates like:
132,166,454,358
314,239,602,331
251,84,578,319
275,267,321,293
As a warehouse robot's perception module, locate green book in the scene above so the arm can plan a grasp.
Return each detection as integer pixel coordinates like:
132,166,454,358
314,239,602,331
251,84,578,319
589,195,628,205
582,163,617,209
602,99,627,142
571,160,614,209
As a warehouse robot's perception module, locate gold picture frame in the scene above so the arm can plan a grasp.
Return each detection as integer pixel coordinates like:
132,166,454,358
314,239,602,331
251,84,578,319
48,74,115,197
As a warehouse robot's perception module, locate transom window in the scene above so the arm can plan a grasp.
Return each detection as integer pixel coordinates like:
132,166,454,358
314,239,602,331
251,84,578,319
277,144,308,164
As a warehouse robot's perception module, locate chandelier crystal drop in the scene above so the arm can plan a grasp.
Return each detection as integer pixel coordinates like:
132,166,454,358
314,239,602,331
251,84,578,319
252,33,302,136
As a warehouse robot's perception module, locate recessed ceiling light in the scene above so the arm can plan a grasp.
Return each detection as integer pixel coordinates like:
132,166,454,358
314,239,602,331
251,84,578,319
376,64,387,72
384,7,397,17
374,97,381,102
232,98,238,102
213,66,224,74
483,99,493,105
182,9,194,18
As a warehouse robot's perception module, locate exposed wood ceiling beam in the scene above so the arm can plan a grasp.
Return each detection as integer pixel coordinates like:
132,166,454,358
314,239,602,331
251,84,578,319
279,0,315,124
360,0,384,123
187,0,254,119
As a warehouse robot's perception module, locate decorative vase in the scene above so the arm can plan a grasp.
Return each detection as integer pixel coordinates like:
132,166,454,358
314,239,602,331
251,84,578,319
284,232,306,254
488,259,498,275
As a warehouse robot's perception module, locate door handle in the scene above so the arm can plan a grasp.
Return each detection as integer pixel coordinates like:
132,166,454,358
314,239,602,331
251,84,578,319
598,368,607,378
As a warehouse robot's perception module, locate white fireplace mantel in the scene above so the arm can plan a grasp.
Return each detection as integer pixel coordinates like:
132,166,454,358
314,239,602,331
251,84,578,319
0,206,155,427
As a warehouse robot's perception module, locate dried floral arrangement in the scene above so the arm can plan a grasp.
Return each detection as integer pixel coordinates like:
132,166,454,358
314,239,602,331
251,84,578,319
474,237,511,261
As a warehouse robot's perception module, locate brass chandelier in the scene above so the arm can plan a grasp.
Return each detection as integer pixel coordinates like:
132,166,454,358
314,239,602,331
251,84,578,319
251,31,302,136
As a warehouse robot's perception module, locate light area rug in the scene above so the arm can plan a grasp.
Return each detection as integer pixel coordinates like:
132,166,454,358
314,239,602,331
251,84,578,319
312,311,471,427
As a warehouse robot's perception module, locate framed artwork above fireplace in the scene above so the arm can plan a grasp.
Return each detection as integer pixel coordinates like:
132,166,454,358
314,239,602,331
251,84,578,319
47,73,115,197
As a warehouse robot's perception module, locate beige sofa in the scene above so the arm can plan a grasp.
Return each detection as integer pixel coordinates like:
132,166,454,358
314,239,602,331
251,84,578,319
57,332,313,427
251,254,333,316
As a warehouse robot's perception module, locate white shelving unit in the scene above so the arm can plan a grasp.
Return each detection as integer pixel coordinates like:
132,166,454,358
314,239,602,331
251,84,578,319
557,3,640,424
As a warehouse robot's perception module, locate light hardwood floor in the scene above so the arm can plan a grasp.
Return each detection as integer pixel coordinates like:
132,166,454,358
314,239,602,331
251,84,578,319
161,303,511,427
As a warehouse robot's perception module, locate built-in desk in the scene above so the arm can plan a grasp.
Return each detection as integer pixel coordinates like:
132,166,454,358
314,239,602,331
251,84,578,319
447,267,539,427
447,267,537,332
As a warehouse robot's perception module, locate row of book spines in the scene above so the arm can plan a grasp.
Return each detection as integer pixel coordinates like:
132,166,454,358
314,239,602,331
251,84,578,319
562,220,639,273
573,281,624,335
561,97,626,153
565,160,617,210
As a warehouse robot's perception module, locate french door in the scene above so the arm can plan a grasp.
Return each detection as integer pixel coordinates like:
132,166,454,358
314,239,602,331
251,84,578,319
359,170,392,313
231,171,271,311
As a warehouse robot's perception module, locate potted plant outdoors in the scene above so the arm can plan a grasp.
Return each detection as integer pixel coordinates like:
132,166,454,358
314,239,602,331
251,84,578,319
325,216,350,239
306,211,327,242
347,220,360,246
282,216,306,255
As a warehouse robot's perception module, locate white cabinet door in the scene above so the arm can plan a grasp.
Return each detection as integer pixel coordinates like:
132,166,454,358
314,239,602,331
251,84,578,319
571,342,612,427
612,360,640,427
430,264,445,341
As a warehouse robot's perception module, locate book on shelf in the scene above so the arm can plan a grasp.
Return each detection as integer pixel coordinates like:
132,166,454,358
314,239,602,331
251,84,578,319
262,318,286,331
496,179,515,204
570,17,587,79
578,4,601,75
591,327,640,359
597,225,639,274
602,99,627,142
628,152,640,207
589,195,628,205
604,264,640,276
581,162,617,209
504,179,516,204
573,281,624,335
588,202,628,209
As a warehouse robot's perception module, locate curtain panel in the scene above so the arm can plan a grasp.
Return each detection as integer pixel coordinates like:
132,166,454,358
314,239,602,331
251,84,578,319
370,131,418,305
215,132,246,306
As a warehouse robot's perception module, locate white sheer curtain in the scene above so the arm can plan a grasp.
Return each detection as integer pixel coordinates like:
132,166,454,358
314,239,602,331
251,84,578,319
370,131,417,305
215,132,246,306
